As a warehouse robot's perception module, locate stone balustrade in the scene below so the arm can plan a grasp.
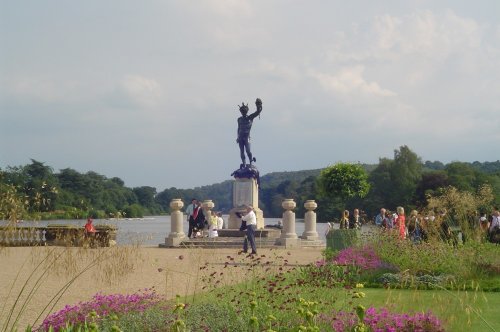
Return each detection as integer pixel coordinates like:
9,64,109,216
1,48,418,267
162,197,324,248
0,225,117,247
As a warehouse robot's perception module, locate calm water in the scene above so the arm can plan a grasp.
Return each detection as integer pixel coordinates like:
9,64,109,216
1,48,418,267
4,216,331,246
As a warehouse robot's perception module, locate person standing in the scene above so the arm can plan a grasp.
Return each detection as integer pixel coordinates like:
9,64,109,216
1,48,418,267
408,210,421,242
216,212,224,230
185,199,198,238
375,208,386,227
240,205,257,255
208,211,218,238
396,206,406,239
349,208,361,229
340,210,349,229
193,201,206,238
489,209,500,243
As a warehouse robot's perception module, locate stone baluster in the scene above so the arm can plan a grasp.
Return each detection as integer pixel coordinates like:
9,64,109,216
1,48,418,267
21,228,28,244
16,228,21,244
202,200,214,236
165,199,186,247
301,200,319,240
279,199,299,247
27,227,36,245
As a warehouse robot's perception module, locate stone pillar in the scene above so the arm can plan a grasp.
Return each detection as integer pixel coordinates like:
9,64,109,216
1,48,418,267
202,200,214,218
165,198,185,247
279,198,299,247
301,200,319,240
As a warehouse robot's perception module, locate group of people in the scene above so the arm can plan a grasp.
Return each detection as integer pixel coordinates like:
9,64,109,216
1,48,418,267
185,199,224,239
185,199,258,254
374,207,409,240
338,208,364,230
373,206,500,244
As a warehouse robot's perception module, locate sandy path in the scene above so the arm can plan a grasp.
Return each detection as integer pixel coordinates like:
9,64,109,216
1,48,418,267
0,246,323,330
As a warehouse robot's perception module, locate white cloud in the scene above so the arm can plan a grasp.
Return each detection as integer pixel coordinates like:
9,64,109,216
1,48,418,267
311,66,397,98
119,75,163,108
199,0,254,18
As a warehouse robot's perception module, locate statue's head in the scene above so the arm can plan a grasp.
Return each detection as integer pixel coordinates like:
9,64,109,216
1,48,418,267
239,102,249,115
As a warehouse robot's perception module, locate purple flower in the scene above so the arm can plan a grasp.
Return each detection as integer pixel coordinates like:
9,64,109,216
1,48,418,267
335,246,383,270
320,306,445,332
37,289,161,332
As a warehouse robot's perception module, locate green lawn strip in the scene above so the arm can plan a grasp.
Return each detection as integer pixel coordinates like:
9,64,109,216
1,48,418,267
182,278,499,331
360,288,500,332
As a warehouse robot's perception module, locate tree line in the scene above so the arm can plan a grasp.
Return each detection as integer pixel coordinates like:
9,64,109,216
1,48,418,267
1,146,499,221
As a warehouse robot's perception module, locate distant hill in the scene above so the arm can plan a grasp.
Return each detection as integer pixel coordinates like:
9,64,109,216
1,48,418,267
260,163,377,188
424,160,500,173
260,169,322,188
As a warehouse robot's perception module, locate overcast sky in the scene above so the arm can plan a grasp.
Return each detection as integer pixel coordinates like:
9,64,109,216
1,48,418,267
1,1,499,190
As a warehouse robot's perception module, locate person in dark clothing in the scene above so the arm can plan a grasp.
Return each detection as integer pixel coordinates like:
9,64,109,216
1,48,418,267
187,200,205,238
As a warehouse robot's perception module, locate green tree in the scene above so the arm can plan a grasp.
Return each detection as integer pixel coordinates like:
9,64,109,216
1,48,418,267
22,159,59,212
133,186,157,207
318,163,370,217
365,146,422,213
319,163,370,201
391,145,423,207
415,171,449,206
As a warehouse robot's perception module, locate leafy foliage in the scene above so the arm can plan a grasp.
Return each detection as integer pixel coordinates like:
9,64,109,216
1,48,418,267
318,163,370,201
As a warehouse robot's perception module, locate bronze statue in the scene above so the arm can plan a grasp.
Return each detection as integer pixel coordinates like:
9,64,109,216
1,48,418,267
237,98,262,166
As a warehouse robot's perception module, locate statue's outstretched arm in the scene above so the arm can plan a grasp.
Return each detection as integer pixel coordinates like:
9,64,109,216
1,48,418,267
248,98,262,120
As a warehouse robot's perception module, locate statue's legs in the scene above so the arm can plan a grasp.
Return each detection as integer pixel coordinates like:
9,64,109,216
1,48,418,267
244,141,253,164
239,141,246,165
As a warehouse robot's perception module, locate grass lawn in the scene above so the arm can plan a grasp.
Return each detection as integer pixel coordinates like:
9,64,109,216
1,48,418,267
360,288,500,332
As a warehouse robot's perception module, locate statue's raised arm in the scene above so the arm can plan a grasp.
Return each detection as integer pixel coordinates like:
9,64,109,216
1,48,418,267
248,98,262,120
236,98,263,166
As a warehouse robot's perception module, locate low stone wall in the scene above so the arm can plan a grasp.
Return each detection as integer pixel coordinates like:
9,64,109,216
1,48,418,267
0,225,117,247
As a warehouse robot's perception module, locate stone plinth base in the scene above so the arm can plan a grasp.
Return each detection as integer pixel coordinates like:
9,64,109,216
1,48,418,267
278,237,299,248
300,233,319,240
164,236,184,247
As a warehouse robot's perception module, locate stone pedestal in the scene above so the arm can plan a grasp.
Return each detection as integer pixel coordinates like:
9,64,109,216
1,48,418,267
301,200,319,240
165,199,185,247
202,200,215,236
202,199,215,218
278,199,299,247
228,177,264,229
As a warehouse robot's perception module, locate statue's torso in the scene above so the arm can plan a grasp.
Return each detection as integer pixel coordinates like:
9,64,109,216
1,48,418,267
238,116,253,137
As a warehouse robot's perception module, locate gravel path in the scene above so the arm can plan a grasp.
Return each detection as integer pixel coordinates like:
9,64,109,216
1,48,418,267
0,246,323,330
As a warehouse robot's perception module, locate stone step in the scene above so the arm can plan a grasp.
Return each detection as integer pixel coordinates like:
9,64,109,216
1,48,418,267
159,236,325,249
217,228,281,238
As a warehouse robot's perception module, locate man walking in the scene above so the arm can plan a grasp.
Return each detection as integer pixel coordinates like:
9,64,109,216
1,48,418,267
240,205,257,255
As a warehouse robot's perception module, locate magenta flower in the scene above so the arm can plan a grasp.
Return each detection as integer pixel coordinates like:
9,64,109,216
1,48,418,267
335,246,382,270
37,288,161,332
320,306,445,332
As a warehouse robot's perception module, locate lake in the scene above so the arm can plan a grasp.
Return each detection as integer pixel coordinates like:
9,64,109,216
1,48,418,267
4,216,332,246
